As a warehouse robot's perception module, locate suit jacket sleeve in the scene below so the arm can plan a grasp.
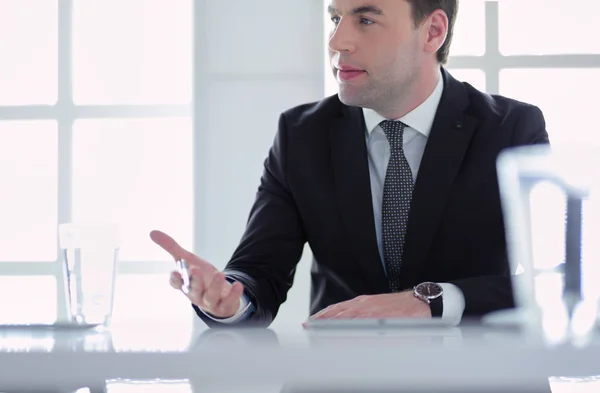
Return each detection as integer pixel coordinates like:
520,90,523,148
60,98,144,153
449,105,550,317
194,112,307,328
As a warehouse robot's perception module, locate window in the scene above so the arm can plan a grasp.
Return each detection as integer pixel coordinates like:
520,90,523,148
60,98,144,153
454,0,600,148
0,0,193,325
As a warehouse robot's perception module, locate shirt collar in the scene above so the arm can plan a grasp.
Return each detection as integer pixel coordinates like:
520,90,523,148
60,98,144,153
362,68,444,138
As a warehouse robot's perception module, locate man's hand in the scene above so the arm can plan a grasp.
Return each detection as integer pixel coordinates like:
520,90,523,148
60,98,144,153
149,230,244,319
309,292,431,320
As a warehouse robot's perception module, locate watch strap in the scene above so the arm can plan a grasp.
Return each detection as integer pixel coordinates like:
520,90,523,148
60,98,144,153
429,295,443,318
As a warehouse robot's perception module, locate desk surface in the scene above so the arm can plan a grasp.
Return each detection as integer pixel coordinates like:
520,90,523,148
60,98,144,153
0,318,599,392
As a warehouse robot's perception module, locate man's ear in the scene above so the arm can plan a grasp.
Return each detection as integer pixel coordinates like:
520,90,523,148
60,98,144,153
422,9,449,56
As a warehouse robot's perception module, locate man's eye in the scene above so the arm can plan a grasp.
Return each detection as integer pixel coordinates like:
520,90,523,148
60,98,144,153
331,16,340,24
360,18,374,25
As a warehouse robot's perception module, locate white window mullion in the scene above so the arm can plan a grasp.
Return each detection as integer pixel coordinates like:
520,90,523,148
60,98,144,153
191,0,211,333
500,55,600,69
0,262,56,276
0,106,56,120
56,0,74,322
484,1,500,95
70,105,191,119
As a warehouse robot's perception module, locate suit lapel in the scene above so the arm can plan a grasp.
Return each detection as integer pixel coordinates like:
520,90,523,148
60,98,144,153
399,69,478,289
329,105,389,294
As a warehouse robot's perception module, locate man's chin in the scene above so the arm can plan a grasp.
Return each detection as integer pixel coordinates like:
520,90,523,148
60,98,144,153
337,90,369,108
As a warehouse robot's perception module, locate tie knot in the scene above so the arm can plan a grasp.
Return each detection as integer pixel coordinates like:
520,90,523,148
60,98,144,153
379,120,406,145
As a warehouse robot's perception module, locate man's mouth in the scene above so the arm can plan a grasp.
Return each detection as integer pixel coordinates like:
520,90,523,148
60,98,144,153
336,66,366,81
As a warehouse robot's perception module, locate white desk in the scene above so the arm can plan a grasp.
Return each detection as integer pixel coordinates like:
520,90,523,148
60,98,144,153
0,320,598,392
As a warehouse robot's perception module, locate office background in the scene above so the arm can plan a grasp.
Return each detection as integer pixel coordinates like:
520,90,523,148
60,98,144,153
0,0,599,334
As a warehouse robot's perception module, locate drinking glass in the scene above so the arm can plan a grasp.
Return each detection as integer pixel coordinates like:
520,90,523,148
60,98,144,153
58,223,120,326
497,144,600,345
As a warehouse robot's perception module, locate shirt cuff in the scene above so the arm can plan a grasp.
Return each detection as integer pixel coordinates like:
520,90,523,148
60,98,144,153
438,283,465,326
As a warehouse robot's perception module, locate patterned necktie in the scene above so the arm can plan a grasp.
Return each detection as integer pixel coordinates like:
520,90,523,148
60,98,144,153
380,120,414,292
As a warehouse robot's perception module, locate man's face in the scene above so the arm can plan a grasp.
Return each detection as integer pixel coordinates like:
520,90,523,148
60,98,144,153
327,0,429,111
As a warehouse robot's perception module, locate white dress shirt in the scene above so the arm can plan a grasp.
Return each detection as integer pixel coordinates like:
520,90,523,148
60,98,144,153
204,69,465,325
363,69,465,325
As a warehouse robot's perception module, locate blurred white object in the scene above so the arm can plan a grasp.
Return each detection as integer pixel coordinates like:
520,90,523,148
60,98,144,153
496,144,600,345
58,223,121,327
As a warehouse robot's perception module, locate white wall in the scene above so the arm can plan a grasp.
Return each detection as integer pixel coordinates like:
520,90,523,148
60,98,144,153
192,0,326,330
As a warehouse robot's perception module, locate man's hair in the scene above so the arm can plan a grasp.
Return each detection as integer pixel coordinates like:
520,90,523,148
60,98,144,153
407,0,458,64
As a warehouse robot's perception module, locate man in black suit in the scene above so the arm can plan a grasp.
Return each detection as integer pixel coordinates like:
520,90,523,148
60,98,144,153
151,0,549,327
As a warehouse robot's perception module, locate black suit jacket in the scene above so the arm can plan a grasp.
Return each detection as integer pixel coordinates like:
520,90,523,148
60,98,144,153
196,68,549,327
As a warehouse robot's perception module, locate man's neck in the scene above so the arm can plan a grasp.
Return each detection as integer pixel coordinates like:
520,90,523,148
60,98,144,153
376,66,441,120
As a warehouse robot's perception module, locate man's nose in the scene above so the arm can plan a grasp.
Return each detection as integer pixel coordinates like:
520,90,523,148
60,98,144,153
328,18,356,54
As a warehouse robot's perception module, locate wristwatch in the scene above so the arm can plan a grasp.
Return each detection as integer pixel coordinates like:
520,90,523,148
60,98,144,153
413,282,443,317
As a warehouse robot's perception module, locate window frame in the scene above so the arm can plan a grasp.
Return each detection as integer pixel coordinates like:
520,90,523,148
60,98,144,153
446,1,600,95
0,0,193,322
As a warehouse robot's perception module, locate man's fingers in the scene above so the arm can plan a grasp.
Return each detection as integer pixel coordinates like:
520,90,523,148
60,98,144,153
310,307,328,319
200,273,244,318
305,303,360,327
216,281,244,316
311,305,341,320
152,230,224,304
311,298,361,319
169,271,184,290
329,308,359,319
150,230,213,269
163,247,245,319
150,230,192,260
203,272,227,309
187,266,207,303
188,264,222,299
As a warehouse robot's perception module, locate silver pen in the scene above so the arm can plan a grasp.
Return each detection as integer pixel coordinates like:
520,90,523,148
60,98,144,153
176,258,191,294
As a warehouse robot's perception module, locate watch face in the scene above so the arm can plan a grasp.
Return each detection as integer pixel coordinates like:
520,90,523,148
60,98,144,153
417,282,443,298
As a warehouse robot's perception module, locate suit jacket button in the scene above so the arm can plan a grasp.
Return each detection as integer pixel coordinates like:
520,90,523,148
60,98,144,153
455,121,463,129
